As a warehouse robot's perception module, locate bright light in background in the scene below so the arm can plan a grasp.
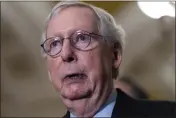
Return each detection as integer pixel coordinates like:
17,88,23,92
137,2,175,19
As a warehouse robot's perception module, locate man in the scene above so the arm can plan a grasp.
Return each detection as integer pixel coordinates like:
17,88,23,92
41,1,175,118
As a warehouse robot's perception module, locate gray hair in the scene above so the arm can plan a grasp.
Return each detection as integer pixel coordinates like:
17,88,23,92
41,1,125,53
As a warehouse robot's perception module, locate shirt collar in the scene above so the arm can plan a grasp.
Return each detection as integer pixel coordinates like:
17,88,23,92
70,88,117,118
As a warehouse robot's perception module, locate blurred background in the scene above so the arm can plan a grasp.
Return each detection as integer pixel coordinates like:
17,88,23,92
1,1,175,117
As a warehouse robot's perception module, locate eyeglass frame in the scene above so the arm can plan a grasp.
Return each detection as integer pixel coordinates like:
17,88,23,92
41,30,105,58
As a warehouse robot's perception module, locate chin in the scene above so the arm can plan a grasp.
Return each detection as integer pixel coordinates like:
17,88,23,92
60,84,92,100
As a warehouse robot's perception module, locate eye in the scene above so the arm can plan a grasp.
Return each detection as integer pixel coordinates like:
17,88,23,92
50,39,61,48
76,34,89,42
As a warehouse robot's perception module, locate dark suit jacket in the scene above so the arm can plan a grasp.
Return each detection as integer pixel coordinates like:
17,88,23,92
63,89,175,118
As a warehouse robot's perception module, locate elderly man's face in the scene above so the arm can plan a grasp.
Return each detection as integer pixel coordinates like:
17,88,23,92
46,6,120,109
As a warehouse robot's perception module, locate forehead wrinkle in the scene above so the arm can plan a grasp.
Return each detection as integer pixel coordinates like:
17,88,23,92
47,27,81,38
47,6,99,37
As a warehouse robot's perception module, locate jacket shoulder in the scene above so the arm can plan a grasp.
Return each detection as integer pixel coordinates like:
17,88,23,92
134,99,175,117
113,89,176,118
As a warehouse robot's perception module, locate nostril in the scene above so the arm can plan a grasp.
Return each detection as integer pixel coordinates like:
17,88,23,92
67,57,74,62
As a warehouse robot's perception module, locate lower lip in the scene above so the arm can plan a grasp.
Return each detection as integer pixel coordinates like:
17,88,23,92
64,74,87,85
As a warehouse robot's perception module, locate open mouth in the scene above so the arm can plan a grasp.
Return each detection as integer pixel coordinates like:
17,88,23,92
64,73,87,84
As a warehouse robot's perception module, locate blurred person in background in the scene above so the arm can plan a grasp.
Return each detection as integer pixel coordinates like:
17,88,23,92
115,76,149,99
40,1,175,118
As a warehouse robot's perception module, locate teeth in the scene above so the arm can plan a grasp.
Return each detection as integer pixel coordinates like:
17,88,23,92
72,75,79,79
69,74,83,79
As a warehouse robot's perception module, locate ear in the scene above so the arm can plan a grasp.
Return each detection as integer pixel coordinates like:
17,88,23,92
113,44,122,69
112,43,122,79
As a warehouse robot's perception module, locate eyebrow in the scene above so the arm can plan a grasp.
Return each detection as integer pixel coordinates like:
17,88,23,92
47,28,94,39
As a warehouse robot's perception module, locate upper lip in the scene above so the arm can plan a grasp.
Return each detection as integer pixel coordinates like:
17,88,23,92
65,73,81,78
62,72,86,80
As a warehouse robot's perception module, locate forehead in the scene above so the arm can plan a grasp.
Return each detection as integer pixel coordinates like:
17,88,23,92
47,6,98,37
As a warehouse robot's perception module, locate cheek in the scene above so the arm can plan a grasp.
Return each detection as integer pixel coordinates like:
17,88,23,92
80,47,112,85
47,57,58,75
83,51,101,73
47,57,62,90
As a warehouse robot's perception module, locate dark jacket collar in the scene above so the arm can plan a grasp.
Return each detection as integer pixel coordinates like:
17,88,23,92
111,88,135,118
63,88,133,118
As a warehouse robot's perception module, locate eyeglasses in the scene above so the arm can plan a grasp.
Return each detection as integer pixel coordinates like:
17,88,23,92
41,30,103,57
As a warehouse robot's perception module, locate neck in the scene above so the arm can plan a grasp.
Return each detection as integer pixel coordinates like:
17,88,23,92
62,86,113,117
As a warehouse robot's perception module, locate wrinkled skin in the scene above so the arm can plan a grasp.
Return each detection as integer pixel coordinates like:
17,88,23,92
46,6,122,117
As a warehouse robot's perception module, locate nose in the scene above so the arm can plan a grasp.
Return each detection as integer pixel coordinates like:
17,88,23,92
60,39,77,63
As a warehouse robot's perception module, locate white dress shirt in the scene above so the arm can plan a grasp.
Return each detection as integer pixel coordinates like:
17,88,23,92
70,89,117,118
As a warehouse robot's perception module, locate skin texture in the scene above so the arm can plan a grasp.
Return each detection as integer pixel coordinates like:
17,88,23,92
46,6,122,117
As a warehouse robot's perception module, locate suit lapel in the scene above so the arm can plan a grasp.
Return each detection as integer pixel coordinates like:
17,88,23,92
111,88,135,118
